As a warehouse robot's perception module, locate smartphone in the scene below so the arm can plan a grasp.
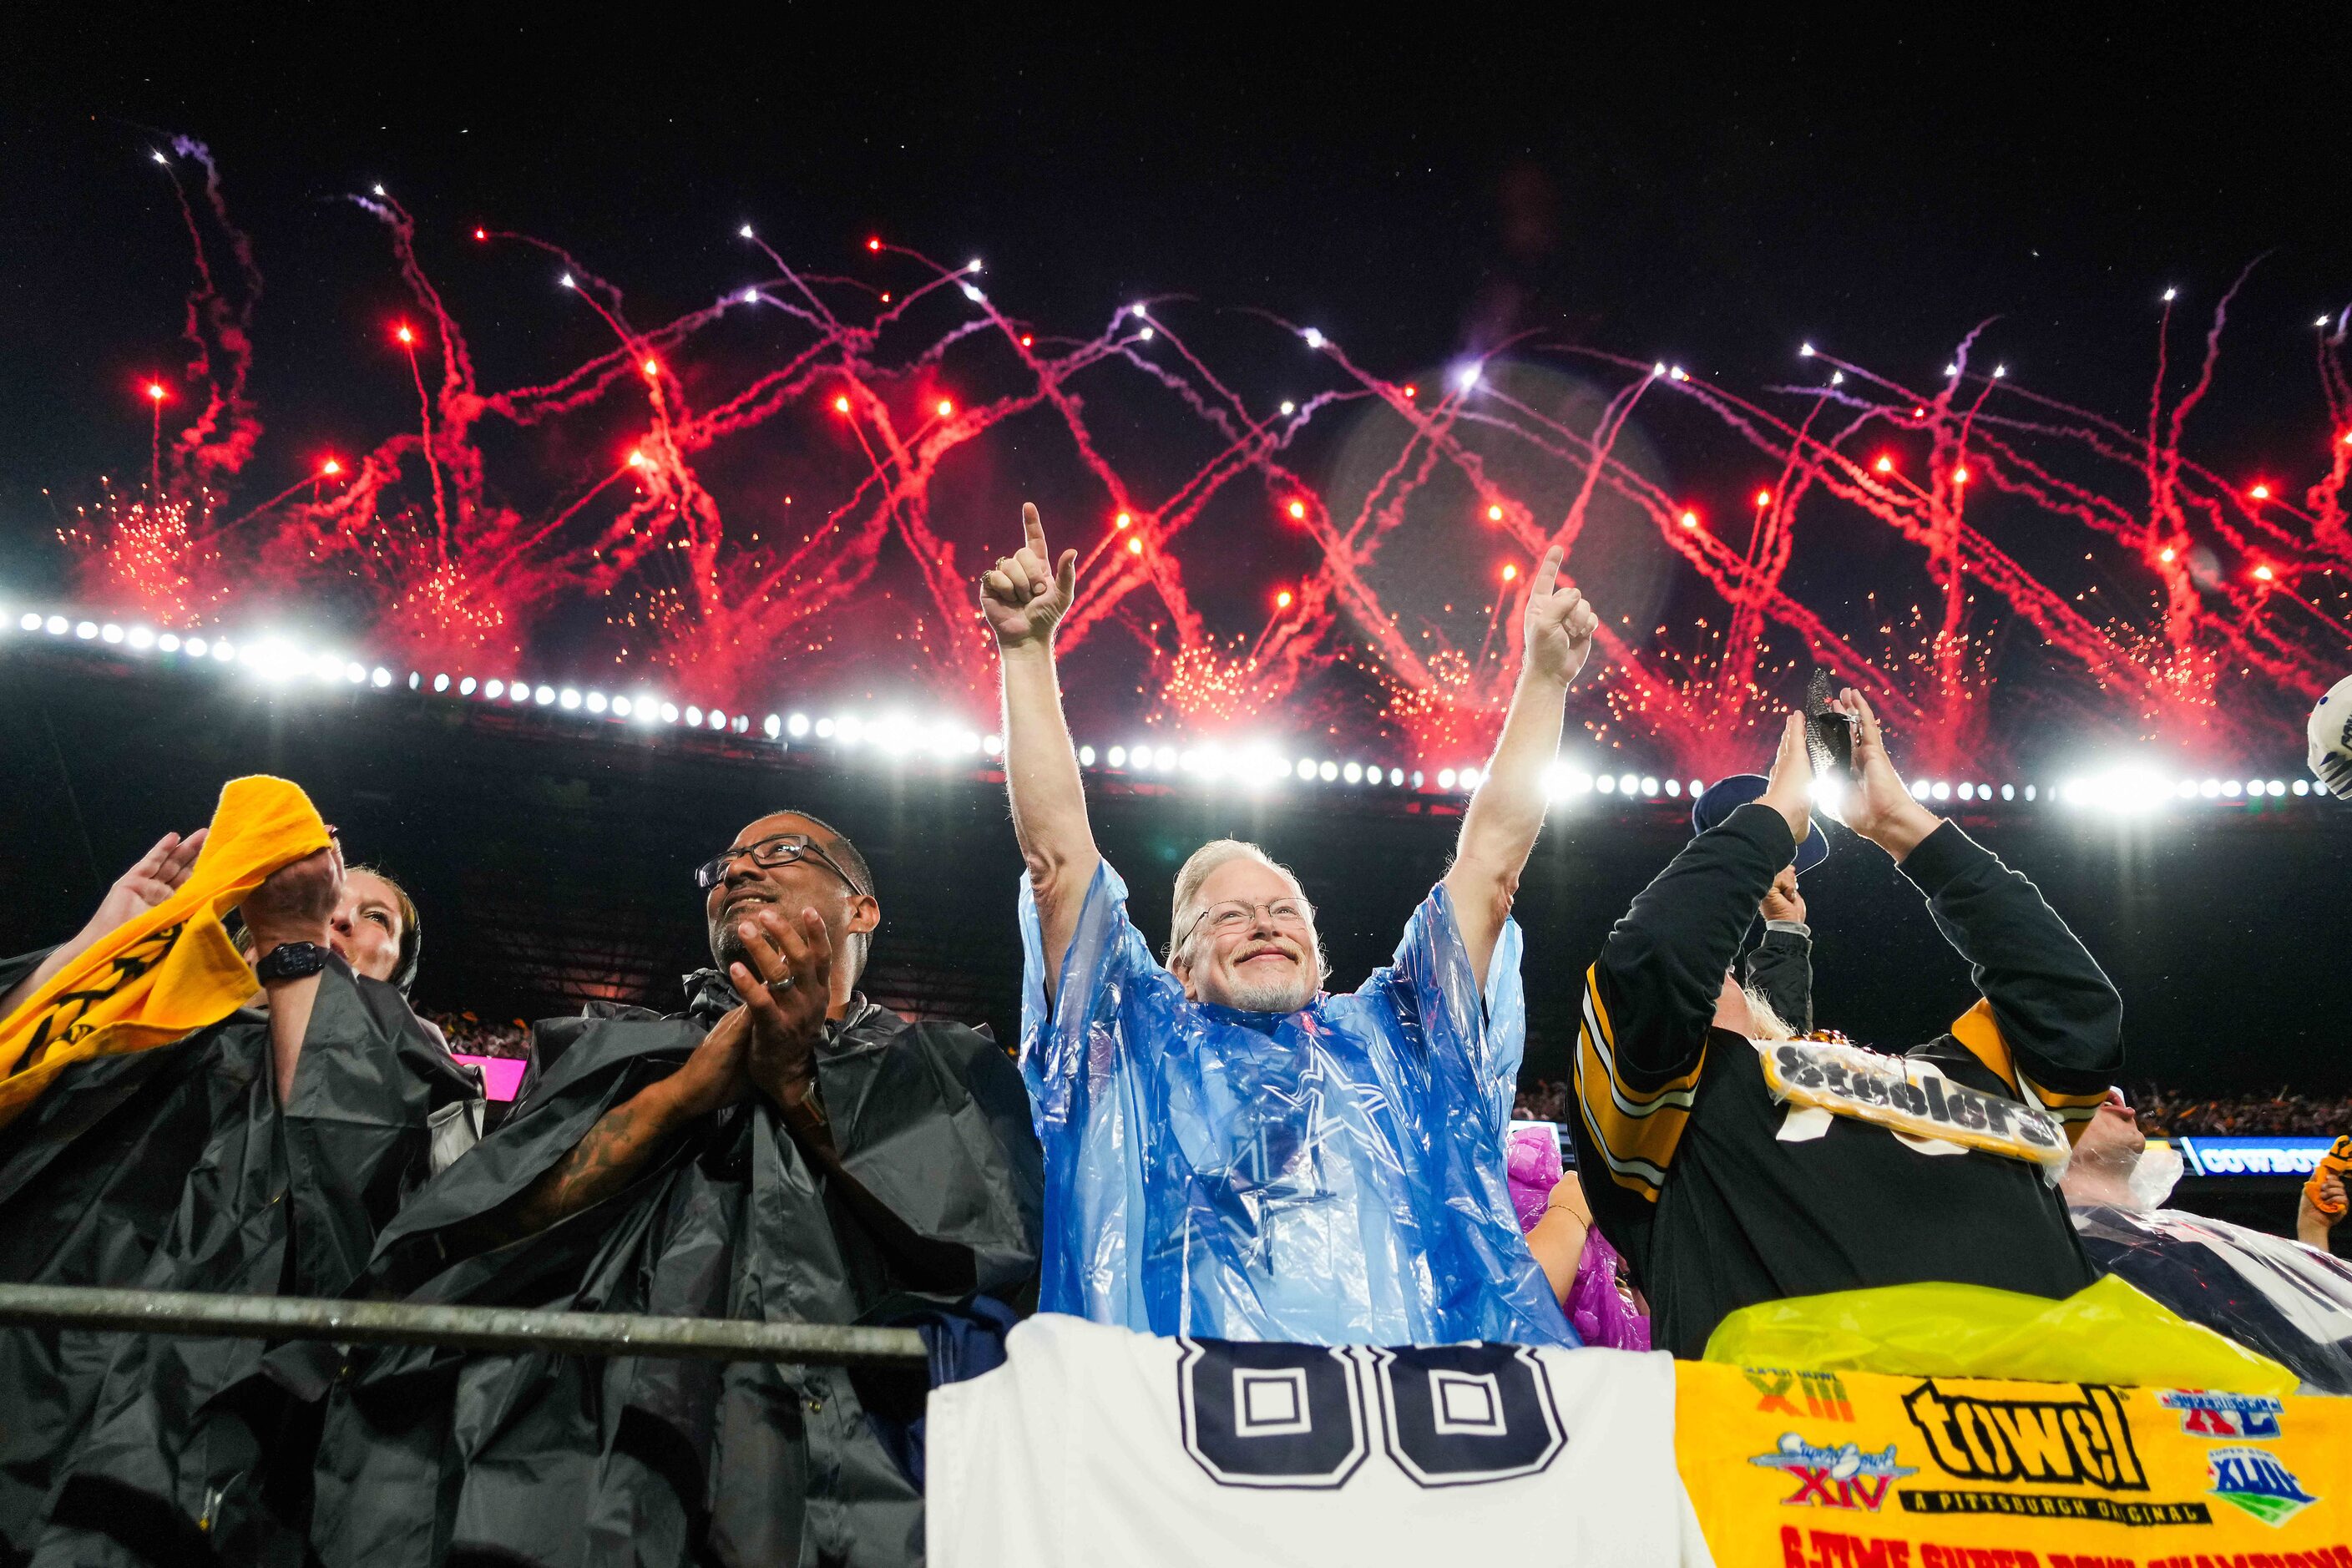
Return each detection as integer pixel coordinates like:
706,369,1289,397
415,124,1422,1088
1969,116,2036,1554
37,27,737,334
1804,670,1855,779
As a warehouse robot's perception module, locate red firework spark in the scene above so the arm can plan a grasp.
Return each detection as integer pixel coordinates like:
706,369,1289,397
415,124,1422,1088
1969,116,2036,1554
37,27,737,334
61,147,2352,775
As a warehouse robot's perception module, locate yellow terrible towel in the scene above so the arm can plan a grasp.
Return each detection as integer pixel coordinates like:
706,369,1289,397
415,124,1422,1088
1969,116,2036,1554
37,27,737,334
0,776,331,1132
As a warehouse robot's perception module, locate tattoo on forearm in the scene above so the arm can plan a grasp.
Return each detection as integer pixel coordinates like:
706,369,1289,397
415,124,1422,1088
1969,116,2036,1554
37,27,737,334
513,1099,660,1231
451,1092,675,1255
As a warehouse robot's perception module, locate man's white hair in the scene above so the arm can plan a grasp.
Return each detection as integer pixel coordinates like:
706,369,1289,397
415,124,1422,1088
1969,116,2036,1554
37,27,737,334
1166,838,1328,980
1742,985,1796,1042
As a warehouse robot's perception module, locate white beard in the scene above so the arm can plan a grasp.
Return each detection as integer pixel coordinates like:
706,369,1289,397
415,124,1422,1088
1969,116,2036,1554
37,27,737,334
1217,962,1318,1014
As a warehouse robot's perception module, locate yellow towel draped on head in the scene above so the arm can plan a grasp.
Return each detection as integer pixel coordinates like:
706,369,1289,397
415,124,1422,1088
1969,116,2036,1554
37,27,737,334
0,776,332,1131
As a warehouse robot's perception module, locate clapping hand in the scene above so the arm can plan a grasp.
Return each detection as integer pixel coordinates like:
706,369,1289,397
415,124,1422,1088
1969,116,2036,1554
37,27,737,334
726,907,834,1118
668,1004,753,1119
1521,546,1600,685
8,829,217,1011
82,829,210,943
980,503,1078,650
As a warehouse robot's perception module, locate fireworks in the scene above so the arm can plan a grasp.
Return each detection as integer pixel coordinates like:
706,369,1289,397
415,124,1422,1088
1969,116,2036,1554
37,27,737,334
63,143,2352,776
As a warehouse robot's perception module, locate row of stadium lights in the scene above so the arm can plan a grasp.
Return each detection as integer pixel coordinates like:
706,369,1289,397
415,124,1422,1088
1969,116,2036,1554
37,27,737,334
8,609,2320,807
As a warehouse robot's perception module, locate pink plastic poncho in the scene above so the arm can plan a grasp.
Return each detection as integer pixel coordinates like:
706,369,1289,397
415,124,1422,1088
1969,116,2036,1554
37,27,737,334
1506,1124,1651,1352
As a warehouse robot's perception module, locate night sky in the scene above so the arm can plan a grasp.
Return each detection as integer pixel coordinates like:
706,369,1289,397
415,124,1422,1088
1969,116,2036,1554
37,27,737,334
2,12,2345,767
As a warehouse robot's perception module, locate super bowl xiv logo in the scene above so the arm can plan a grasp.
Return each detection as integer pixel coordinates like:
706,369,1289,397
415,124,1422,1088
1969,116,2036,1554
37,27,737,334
2207,1447,2319,1527
1749,1434,1915,1511
2159,1389,2284,1440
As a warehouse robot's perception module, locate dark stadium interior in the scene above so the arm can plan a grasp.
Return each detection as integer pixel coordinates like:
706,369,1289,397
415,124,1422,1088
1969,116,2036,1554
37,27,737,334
9,649,2346,1101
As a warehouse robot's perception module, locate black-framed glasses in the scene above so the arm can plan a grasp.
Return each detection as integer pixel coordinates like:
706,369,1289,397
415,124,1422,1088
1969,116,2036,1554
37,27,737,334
695,833,862,894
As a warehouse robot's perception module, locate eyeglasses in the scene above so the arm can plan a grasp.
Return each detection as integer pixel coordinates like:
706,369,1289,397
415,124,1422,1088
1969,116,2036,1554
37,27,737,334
1183,897,1316,945
695,833,863,894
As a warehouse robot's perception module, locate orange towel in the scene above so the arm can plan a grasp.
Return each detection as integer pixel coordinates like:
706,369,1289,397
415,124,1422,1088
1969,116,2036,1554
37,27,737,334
2305,1134,2352,1216
0,776,331,1131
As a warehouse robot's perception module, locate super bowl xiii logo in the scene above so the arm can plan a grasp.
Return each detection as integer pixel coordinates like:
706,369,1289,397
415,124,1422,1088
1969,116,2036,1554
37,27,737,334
2206,1446,2318,1527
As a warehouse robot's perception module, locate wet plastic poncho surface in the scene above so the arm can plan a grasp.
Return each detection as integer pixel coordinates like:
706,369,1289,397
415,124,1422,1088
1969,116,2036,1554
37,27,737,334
1019,861,1573,1347
309,986,1044,1568
2071,1201,2352,1394
0,947,482,1564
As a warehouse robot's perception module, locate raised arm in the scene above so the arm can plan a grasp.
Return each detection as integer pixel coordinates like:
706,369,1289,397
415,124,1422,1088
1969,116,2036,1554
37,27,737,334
236,844,347,1104
0,828,209,1018
1572,718,1808,1204
1594,717,1811,1080
1444,547,1598,986
984,502,1100,992
1834,690,2121,1128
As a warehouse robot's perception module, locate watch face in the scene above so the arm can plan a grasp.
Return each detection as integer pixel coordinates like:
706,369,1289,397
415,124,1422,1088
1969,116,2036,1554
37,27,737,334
259,943,328,981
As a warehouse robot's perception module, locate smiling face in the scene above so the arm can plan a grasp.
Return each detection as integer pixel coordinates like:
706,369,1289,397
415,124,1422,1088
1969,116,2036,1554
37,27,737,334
702,812,878,987
331,869,408,984
1172,853,1323,1014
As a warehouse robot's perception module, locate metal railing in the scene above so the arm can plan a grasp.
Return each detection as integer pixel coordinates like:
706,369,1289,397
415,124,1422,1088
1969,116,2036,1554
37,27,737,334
0,1283,928,1368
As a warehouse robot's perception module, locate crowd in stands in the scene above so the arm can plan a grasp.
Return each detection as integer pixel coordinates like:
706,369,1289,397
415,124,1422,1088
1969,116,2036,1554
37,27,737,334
2130,1085,2352,1138
422,1009,529,1058
3,504,2347,1566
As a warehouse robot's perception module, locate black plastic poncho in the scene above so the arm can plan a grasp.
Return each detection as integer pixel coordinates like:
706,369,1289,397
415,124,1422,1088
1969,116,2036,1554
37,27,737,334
0,948,483,1565
308,982,1044,1568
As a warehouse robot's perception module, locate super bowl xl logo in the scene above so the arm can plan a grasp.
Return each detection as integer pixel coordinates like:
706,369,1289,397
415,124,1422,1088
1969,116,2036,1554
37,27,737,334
2158,1389,2284,1440
1748,1434,1916,1512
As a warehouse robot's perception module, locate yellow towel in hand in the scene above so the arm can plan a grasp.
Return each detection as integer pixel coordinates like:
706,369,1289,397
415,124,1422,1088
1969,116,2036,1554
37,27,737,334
0,776,331,1130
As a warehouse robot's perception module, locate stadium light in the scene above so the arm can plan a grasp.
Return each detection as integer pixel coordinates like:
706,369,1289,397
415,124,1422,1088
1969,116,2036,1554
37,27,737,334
14,594,2322,807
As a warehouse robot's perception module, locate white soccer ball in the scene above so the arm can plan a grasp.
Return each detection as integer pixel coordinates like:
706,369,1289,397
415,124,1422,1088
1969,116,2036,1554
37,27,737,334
2310,674,2352,800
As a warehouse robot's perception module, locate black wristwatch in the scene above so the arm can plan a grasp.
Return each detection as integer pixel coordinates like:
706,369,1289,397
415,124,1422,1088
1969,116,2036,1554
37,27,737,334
255,942,330,983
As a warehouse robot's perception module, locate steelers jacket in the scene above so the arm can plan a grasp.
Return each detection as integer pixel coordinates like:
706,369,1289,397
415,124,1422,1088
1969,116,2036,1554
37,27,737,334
1569,803,2121,1358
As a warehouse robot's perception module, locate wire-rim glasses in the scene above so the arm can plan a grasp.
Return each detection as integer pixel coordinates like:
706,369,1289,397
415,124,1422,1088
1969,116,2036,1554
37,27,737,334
1181,896,1316,948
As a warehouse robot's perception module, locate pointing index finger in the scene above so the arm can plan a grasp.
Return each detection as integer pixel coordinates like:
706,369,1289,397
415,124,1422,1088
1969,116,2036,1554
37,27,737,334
1530,545,1563,599
1022,501,1047,558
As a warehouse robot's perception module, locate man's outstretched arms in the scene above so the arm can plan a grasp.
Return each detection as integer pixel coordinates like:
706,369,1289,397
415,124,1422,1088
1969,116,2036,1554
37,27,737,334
985,502,1100,995
1444,546,1600,986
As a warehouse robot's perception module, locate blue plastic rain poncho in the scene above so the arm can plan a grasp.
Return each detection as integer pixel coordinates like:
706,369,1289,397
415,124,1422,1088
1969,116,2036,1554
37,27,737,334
1019,860,1575,1347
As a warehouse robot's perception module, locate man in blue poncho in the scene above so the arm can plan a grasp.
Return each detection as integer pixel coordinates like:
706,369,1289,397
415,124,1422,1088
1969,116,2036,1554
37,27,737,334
984,502,1601,1345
